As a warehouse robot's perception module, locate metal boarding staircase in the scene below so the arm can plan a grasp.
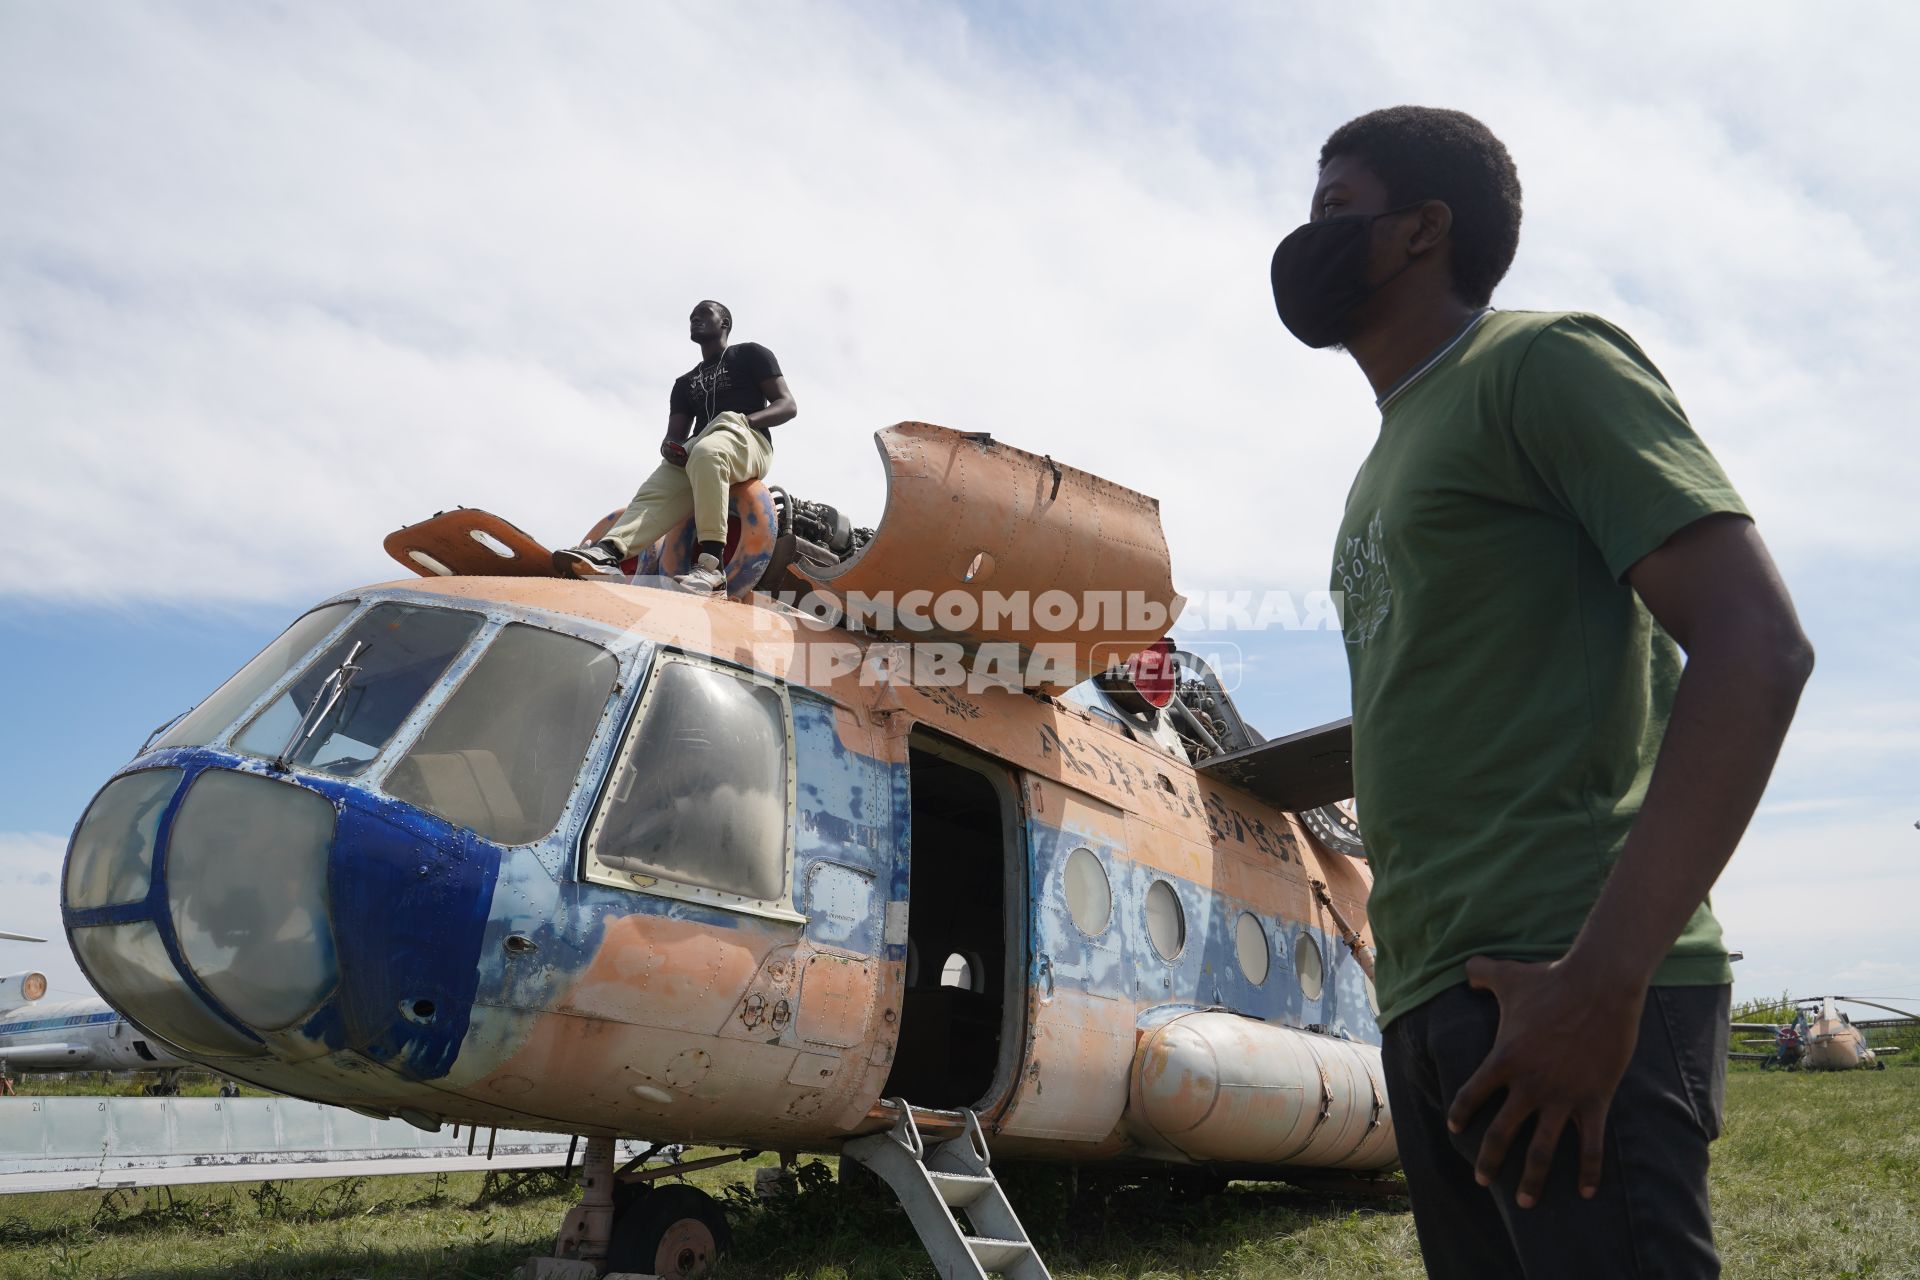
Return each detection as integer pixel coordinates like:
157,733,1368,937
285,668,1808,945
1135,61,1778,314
843,1099,1052,1280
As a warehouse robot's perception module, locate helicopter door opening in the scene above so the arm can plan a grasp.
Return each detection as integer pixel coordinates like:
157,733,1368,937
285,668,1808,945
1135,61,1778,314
883,735,1022,1111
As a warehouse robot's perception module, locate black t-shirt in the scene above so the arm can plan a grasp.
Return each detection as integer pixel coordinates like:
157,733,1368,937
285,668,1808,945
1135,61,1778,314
670,342,783,437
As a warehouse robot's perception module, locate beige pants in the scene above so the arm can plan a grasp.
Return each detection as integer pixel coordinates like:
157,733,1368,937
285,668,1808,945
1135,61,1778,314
602,412,774,554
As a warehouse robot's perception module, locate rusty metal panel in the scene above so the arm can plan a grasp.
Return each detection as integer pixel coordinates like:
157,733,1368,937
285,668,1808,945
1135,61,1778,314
798,953,875,1049
787,1051,842,1088
1000,776,1137,1144
998,992,1137,1144
383,508,554,578
548,914,770,1032
793,424,1182,691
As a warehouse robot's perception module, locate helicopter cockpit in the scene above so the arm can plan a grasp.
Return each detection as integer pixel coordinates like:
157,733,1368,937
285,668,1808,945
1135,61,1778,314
149,599,623,844
63,593,644,1071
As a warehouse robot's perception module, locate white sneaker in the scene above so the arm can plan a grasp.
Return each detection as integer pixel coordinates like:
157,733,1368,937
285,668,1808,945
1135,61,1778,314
675,553,728,596
552,542,623,578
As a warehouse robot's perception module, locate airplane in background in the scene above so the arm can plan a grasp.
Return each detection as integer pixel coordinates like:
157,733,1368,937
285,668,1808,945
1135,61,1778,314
59,424,1387,1279
0,961,195,1084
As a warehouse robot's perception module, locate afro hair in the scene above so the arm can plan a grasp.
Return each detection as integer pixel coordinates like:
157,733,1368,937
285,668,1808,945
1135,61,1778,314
1320,107,1523,307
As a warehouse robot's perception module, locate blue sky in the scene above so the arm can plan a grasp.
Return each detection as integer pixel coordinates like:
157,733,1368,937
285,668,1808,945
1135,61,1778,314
2,1,1916,1008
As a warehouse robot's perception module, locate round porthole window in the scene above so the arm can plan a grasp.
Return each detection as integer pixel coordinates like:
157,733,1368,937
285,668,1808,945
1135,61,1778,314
1295,931,1324,1001
1235,913,1269,986
1145,880,1185,961
1063,847,1112,936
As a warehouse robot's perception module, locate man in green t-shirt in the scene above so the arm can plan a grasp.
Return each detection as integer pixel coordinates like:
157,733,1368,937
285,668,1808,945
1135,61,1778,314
1271,107,1813,1277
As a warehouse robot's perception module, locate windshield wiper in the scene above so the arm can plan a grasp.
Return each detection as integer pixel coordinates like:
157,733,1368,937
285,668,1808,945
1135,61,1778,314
139,710,187,755
270,640,370,773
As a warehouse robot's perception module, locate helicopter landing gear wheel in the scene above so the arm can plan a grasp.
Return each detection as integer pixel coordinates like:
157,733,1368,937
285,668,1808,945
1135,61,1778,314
606,1183,730,1278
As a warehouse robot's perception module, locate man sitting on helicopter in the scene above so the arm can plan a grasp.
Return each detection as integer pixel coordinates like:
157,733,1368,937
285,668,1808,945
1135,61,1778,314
554,300,797,594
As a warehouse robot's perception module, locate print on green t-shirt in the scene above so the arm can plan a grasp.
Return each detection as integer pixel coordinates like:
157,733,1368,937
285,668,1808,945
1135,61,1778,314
1333,310,1748,1026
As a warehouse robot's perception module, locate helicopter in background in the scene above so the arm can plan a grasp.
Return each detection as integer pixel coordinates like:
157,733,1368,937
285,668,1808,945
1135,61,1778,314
1732,995,1916,1071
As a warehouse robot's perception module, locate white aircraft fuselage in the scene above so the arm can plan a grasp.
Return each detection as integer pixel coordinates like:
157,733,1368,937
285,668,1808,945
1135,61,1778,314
0,992,193,1074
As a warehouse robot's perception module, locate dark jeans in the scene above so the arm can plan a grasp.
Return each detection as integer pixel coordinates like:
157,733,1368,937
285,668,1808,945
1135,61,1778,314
1382,981,1730,1279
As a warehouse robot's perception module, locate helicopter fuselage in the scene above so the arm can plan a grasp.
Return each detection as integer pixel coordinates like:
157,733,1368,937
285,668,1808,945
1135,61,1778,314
61,576,1388,1169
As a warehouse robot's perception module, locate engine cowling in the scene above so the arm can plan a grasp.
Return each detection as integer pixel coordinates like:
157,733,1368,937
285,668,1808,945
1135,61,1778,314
0,970,49,1013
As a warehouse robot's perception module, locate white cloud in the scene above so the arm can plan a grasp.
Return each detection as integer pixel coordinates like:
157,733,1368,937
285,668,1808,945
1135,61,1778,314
4,1,1914,612
1711,687,1920,1005
1715,805,1920,1003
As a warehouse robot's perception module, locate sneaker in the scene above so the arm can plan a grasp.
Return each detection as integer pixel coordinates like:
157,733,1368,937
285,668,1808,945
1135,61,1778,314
553,541,624,578
675,553,728,596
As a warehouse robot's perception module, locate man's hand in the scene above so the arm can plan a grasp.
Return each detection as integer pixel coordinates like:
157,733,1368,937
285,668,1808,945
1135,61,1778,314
1446,517,1810,1211
1447,955,1644,1209
661,439,688,466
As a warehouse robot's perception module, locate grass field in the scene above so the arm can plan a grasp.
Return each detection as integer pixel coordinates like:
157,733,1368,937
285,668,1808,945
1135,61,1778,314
1,1066,1914,1279
5,1072,271,1099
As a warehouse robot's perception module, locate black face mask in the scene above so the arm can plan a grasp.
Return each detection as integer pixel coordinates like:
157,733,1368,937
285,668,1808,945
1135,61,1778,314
1270,202,1424,349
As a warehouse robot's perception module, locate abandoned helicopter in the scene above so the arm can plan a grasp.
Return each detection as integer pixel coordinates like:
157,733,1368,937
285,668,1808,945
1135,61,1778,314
1733,995,1915,1071
59,423,1386,1278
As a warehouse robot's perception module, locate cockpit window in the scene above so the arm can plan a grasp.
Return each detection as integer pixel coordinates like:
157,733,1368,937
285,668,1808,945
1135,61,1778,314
231,603,482,777
585,657,791,907
154,603,355,752
385,624,619,845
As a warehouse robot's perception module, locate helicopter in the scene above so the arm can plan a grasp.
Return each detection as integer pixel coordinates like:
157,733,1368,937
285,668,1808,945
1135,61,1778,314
1731,995,1916,1071
59,423,1390,1278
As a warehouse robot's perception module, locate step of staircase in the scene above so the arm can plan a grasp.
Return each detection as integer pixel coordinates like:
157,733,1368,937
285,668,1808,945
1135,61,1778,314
929,1170,997,1207
844,1098,1053,1280
965,1236,1034,1271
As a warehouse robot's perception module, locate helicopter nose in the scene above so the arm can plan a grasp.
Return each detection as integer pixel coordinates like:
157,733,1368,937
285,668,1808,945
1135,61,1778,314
64,759,495,1081
166,769,340,1029
65,764,337,1058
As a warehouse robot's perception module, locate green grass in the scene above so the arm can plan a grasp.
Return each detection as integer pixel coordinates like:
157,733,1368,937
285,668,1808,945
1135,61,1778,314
2,1070,1915,1279
8,1072,273,1099
1712,1068,1920,1279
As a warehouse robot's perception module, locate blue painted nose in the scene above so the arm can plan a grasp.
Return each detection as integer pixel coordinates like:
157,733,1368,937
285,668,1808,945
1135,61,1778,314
309,779,499,1080
63,753,497,1083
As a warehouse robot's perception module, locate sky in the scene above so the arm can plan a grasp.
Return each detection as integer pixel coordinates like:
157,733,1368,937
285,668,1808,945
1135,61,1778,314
1,1,1915,1011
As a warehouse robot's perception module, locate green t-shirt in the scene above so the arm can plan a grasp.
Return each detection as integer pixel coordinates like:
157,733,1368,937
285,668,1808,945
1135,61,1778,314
1333,309,1747,1026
